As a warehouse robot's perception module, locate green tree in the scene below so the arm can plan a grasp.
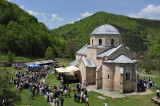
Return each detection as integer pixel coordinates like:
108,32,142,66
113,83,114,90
0,68,21,105
45,47,55,60
65,40,77,59
7,51,14,63
148,34,160,71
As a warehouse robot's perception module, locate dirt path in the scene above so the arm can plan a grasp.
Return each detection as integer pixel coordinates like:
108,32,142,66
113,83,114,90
40,72,55,106
138,73,159,78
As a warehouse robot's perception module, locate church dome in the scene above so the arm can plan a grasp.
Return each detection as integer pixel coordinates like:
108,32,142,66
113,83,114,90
91,24,120,35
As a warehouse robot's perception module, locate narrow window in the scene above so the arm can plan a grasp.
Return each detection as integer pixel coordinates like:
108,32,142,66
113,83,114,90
111,39,114,46
126,72,130,81
108,75,110,80
92,39,93,46
99,39,102,45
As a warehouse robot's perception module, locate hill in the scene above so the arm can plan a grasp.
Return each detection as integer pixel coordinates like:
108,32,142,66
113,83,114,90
0,0,54,57
51,11,160,52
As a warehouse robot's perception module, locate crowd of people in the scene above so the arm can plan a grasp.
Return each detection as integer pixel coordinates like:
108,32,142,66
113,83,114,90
137,77,158,92
44,80,89,106
11,65,90,106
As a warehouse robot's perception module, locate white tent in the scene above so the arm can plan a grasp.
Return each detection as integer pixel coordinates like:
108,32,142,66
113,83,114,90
66,66,79,72
56,67,70,73
56,66,79,73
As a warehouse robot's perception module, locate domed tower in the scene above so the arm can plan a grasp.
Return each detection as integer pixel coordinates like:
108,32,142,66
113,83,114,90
90,24,122,47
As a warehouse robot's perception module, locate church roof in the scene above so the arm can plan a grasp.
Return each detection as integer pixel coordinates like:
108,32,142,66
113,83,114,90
82,57,96,67
96,64,102,72
91,24,120,35
103,54,137,63
76,44,90,55
69,59,80,66
97,45,122,58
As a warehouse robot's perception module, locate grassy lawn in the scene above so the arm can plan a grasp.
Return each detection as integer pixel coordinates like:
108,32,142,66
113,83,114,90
4,67,51,106
56,57,74,62
0,54,45,62
57,61,70,67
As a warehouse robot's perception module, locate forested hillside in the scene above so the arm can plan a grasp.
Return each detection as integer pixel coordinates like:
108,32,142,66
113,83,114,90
1,0,160,62
51,11,160,52
0,0,49,57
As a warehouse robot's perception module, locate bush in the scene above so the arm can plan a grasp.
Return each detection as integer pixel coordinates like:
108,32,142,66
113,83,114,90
45,47,55,60
7,51,14,63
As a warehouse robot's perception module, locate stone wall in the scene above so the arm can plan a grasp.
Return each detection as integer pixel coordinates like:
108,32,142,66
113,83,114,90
78,59,86,83
114,65,124,93
90,34,122,47
102,64,115,90
123,64,137,93
96,65,102,89
86,67,96,85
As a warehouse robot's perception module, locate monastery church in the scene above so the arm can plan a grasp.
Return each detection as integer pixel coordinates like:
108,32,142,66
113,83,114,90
70,24,137,93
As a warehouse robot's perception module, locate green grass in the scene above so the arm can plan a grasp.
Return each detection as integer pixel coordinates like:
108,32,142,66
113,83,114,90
16,89,50,106
57,61,70,67
0,54,45,62
4,67,51,106
56,58,74,62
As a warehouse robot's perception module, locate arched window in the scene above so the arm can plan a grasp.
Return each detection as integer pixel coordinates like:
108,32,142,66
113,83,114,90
99,39,102,45
92,39,93,46
111,39,114,46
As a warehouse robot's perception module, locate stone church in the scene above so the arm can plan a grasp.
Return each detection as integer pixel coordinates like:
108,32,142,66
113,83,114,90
70,24,137,93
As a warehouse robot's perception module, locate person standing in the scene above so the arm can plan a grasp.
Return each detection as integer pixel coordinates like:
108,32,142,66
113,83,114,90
74,93,77,102
157,88,159,98
85,97,89,106
64,89,67,98
105,102,108,106
46,92,50,102
61,97,64,106
56,97,59,106
77,93,80,103
50,92,54,102
68,89,70,98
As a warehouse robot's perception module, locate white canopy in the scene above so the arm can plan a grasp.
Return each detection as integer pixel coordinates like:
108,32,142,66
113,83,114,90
66,66,79,72
56,67,70,73
56,66,79,73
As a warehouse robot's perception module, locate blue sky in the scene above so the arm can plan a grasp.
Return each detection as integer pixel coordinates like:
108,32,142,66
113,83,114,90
7,0,160,29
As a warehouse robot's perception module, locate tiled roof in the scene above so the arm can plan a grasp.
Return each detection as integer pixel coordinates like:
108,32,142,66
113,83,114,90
69,59,80,66
82,57,96,67
76,44,90,55
96,64,102,72
103,55,137,63
97,45,122,58
91,24,120,35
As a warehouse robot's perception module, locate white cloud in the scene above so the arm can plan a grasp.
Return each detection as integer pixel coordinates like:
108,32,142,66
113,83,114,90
20,5,24,9
6,0,11,2
27,10,38,16
51,14,63,21
81,12,93,17
40,13,48,21
128,4,160,19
